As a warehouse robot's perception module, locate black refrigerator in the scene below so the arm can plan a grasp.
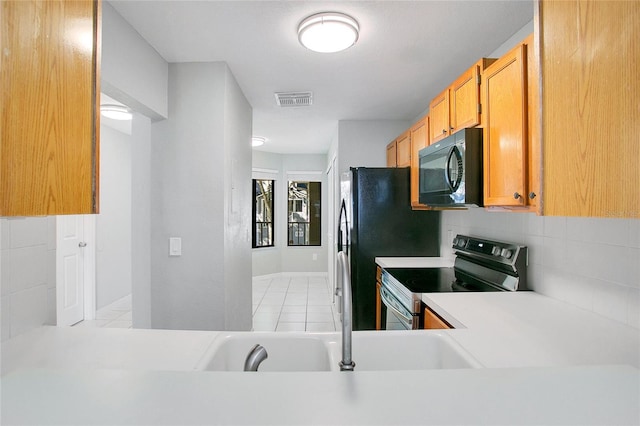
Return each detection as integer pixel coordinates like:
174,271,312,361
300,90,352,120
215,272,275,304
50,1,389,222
337,167,440,330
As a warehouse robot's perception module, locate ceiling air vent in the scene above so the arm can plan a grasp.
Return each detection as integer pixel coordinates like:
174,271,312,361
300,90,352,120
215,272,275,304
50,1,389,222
274,92,313,107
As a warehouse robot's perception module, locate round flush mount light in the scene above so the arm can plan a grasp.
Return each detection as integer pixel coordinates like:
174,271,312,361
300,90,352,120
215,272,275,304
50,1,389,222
298,12,359,53
252,136,267,147
100,104,132,121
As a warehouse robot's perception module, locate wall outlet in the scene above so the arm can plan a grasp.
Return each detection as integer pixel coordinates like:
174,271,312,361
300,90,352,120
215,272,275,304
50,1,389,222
312,253,318,261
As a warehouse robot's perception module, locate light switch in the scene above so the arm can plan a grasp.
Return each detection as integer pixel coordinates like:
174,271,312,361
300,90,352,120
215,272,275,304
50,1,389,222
169,237,182,256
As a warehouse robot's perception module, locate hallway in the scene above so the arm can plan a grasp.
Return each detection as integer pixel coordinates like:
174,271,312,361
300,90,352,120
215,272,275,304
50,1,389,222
74,275,337,332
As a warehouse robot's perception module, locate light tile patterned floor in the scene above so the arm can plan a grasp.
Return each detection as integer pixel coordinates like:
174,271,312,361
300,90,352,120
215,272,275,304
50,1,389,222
72,275,337,332
252,275,340,332
73,294,133,329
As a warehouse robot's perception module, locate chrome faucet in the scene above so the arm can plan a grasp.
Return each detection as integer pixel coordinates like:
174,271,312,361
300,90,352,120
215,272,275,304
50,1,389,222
244,344,268,371
337,251,355,371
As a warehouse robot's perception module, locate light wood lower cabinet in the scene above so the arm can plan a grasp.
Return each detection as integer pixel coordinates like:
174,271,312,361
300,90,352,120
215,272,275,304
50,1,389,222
1,0,101,216
423,305,451,330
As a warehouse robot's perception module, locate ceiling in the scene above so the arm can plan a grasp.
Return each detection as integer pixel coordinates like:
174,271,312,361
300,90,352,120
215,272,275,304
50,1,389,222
109,0,533,154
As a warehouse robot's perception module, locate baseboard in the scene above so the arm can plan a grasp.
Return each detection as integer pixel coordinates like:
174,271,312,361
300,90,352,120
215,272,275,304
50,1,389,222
253,272,328,280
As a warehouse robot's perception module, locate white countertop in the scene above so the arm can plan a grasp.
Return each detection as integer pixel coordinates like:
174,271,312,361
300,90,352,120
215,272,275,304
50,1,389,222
2,259,640,425
423,292,640,369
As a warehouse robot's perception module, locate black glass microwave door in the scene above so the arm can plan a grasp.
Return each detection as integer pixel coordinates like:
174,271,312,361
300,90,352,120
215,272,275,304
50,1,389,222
419,149,450,194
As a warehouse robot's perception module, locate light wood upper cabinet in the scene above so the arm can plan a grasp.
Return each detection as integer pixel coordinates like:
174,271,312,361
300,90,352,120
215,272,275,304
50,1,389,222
538,0,639,218
409,115,429,209
1,0,101,216
386,140,397,167
429,59,496,144
451,58,497,131
429,88,450,144
482,43,529,207
395,131,411,168
386,131,411,168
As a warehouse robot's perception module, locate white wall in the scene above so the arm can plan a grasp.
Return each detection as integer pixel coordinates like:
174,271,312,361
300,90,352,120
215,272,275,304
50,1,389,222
96,125,132,309
150,62,252,331
1,217,57,341
252,152,329,277
336,120,410,175
101,2,168,120
440,210,640,329
222,67,253,331
131,113,153,329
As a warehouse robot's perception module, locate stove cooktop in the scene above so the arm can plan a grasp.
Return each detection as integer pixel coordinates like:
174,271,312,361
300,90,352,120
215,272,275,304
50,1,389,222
383,267,502,294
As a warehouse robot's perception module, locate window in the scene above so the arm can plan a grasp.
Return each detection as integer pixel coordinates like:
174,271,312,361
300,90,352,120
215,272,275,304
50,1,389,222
288,181,321,246
252,179,274,248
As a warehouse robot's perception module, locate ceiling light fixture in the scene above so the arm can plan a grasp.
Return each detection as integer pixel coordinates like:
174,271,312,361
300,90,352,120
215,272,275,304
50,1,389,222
298,12,359,53
252,136,266,147
100,104,133,121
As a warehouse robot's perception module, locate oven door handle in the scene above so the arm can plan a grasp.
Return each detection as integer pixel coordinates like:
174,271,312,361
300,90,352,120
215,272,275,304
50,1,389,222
379,286,413,324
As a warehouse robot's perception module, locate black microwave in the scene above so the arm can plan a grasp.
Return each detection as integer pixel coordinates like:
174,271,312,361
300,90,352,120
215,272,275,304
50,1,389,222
418,128,483,207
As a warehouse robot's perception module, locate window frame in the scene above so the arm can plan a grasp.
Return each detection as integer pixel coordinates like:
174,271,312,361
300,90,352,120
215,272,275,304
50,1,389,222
287,180,321,247
252,178,275,249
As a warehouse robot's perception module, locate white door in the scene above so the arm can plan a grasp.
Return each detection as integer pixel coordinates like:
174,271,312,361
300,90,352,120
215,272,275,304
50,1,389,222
56,215,87,326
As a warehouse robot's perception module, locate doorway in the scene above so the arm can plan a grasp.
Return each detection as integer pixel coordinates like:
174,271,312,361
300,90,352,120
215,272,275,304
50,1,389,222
56,215,96,326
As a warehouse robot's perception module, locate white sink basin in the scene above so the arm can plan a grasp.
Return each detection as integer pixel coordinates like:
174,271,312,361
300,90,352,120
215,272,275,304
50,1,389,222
196,331,481,372
336,331,483,371
196,333,332,372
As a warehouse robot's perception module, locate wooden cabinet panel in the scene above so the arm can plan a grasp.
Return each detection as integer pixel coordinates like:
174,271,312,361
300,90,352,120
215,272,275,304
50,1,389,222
482,44,528,207
429,88,450,144
410,116,429,209
375,281,382,331
1,0,101,216
423,306,451,329
525,34,540,212
395,131,411,168
386,140,397,167
450,65,480,132
539,0,639,218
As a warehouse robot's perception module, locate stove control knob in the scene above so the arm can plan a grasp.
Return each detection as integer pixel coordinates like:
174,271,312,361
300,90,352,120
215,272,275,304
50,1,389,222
491,246,501,256
457,238,466,248
501,248,513,259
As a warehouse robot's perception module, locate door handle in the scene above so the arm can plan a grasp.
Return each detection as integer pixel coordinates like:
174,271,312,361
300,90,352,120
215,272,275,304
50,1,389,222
78,242,87,248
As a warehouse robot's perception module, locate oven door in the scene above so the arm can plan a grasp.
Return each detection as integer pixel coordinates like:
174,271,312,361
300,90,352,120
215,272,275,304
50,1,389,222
379,285,417,330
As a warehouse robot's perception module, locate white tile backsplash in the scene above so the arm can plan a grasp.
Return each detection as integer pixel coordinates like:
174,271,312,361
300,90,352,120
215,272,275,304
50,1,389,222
10,285,48,337
9,245,48,293
9,217,48,248
1,217,57,340
442,210,640,329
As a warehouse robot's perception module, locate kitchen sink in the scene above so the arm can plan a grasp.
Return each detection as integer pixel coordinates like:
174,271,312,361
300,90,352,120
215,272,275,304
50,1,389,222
196,333,333,372
336,331,483,371
196,330,481,372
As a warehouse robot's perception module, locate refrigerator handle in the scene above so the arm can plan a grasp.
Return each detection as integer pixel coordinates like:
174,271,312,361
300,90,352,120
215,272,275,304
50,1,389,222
338,199,349,255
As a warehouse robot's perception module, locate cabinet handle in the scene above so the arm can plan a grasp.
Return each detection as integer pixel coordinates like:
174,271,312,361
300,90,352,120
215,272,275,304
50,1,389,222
442,129,447,134
450,126,454,130
513,192,522,199
528,192,537,199
78,242,87,248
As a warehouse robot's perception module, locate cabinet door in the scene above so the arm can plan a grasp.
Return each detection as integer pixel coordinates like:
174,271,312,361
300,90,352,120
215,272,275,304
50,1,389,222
375,281,382,331
525,34,540,211
429,88,450,144
1,0,101,216
423,306,450,329
395,131,411,168
539,1,639,218
386,141,397,167
450,64,481,132
410,116,429,209
482,44,528,207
